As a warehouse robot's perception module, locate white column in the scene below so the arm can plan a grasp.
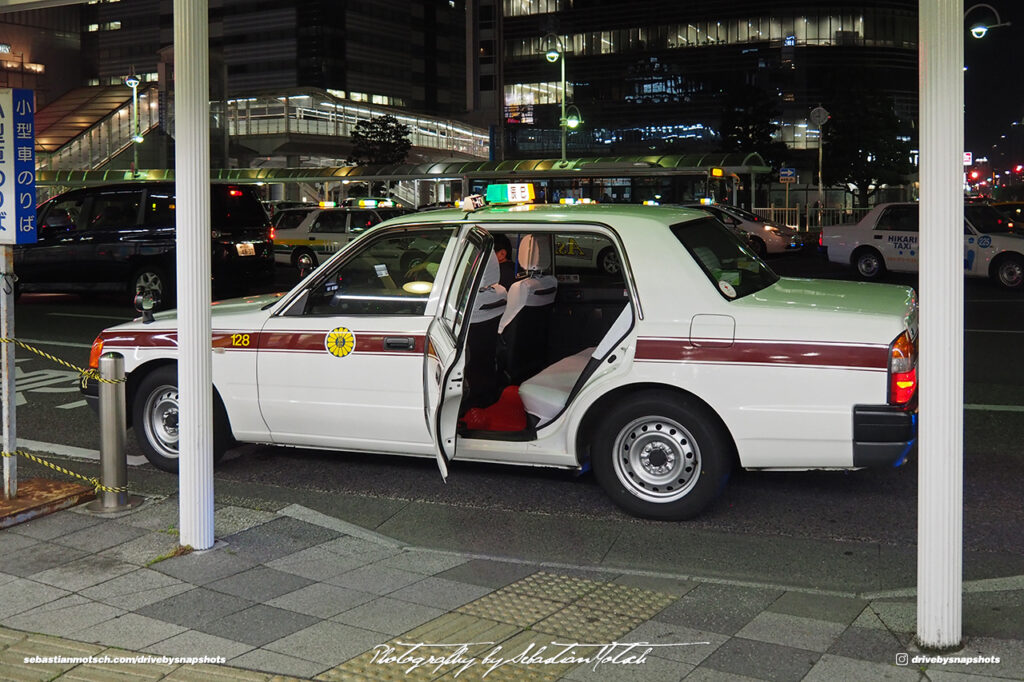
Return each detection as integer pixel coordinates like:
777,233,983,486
174,0,215,550
917,0,963,649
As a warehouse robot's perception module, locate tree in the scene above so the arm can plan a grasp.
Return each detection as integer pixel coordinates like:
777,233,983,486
718,84,789,169
821,77,914,208
349,114,412,166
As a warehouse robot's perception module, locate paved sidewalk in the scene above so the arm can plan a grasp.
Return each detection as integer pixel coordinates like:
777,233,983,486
0,495,1021,681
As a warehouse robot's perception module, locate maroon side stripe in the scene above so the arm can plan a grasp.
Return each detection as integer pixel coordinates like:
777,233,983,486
635,337,888,370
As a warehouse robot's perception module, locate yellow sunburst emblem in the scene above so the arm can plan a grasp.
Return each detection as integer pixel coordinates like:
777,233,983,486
325,326,356,358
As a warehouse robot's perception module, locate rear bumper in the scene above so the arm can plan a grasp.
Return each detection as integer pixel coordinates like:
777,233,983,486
852,404,917,467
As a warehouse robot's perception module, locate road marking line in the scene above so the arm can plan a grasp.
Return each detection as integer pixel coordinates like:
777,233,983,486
965,404,1024,412
17,338,93,349
57,400,88,410
15,438,147,466
47,313,134,320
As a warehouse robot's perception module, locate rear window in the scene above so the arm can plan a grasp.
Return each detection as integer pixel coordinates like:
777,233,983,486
966,204,1015,234
671,217,779,300
210,186,269,231
274,209,314,230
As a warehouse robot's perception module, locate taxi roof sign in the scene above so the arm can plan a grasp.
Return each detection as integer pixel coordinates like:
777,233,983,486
485,183,535,204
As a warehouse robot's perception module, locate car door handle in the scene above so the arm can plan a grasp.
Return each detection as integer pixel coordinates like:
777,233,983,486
384,336,415,350
873,234,883,239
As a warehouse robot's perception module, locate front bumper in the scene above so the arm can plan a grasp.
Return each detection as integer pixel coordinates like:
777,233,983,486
852,404,917,467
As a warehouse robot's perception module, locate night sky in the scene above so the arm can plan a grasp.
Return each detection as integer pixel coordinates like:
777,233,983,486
963,1,1023,163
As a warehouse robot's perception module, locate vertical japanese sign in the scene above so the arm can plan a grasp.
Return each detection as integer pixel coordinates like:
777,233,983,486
0,88,37,245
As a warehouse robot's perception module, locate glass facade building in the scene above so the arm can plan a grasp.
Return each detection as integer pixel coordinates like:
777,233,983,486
489,0,918,158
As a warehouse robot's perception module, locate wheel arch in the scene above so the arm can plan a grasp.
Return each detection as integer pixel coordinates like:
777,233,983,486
574,382,740,470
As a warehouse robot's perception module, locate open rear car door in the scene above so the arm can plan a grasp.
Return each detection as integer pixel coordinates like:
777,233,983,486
423,226,493,479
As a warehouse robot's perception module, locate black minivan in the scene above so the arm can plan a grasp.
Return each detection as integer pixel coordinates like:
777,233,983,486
17,182,274,301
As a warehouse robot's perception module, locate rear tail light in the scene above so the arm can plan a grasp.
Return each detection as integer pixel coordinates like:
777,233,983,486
888,330,917,405
88,336,105,370
269,226,275,241
819,231,823,247
228,187,243,197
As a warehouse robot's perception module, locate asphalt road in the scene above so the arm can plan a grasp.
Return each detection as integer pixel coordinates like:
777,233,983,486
5,250,1024,561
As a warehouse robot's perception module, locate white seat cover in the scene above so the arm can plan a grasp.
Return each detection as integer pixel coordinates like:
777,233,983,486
471,252,507,323
518,347,595,426
497,234,557,333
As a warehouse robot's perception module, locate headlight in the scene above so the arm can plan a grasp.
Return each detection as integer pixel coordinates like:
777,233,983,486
764,225,779,233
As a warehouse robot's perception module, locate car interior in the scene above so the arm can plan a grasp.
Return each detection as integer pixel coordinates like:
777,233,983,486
458,230,631,440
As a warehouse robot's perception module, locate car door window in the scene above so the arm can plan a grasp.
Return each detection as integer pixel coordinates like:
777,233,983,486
875,205,918,232
305,227,454,316
88,190,142,230
441,233,488,339
312,211,348,234
554,232,624,287
143,189,175,227
38,195,88,234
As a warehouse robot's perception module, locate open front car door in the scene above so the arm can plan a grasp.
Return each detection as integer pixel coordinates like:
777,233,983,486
424,226,493,479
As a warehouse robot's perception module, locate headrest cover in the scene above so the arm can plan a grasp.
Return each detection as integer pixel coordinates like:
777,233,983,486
480,251,501,290
517,234,550,271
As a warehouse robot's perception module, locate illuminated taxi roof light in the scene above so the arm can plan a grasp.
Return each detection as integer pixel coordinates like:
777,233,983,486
710,167,725,177
318,201,337,208
357,199,378,208
699,197,714,206
485,183,535,205
642,200,660,206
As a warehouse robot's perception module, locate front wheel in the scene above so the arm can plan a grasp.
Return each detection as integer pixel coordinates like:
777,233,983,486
591,391,734,520
993,253,1024,290
748,236,768,259
132,365,232,472
129,265,171,304
853,247,886,281
293,248,318,276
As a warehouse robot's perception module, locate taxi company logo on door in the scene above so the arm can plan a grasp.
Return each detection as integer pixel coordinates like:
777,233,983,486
325,327,356,357
887,234,918,246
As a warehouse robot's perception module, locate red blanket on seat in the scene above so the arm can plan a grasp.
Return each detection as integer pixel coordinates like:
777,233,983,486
460,385,527,432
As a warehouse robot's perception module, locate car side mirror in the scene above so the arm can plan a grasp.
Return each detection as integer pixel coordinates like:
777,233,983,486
134,285,162,324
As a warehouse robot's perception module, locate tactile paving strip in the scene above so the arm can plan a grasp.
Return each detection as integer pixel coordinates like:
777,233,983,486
532,603,647,642
455,589,564,627
505,571,602,603
322,571,682,681
575,581,677,618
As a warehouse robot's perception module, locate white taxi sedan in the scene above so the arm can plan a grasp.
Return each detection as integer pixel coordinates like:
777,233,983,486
86,187,918,520
821,202,1023,289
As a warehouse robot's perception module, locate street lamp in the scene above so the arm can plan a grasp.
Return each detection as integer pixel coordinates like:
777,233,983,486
123,69,143,176
965,3,1011,38
543,33,570,164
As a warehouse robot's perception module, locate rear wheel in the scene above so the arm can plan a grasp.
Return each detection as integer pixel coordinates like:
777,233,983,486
129,265,170,302
853,247,886,281
591,391,733,520
400,250,428,274
993,253,1024,290
133,365,232,473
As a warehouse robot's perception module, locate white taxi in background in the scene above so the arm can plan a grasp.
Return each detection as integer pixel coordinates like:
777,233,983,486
85,184,918,520
821,202,1023,289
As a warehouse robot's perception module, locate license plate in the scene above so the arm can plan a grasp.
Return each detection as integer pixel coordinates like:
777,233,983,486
236,243,256,257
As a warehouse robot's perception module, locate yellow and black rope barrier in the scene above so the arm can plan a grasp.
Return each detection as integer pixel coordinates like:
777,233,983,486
0,336,125,389
1,336,130,494
1,449,128,494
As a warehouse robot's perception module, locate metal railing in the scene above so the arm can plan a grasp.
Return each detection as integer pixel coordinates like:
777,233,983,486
38,86,160,172
753,205,872,230
226,93,490,159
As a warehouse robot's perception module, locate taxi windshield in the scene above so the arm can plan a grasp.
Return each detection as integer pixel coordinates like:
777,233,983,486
671,216,779,300
966,204,1016,234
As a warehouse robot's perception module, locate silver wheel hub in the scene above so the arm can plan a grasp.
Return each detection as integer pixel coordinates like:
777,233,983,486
145,386,180,459
1000,261,1022,287
612,416,700,503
